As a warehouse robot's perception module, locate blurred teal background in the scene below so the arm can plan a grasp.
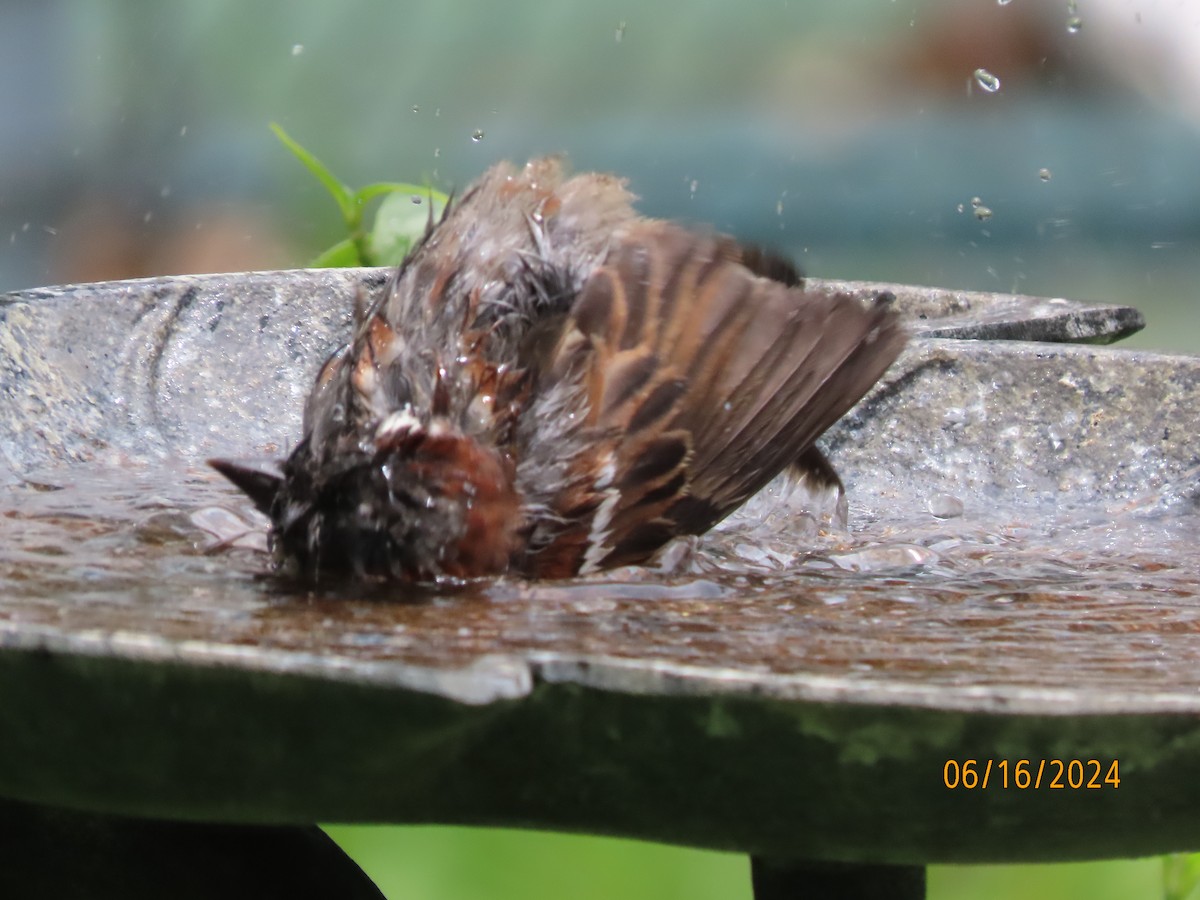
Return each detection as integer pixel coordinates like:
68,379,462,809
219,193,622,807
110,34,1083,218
5,0,1198,350
3,0,1198,895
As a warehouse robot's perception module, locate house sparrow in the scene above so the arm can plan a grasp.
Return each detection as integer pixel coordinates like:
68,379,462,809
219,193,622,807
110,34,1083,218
211,158,905,581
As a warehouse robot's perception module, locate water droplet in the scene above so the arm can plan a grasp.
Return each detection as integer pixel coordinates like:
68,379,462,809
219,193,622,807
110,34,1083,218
291,44,304,56
471,129,484,142
1066,0,1082,33
1039,167,1052,182
689,179,699,197
411,104,420,114
997,0,1012,5
828,544,936,572
974,205,993,221
973,68,1001,93
970,196,983,208
928,494,965,519
433,147,440,158
615,20,626,43
956,203,965,214
179,125,187,137
410,195,422,205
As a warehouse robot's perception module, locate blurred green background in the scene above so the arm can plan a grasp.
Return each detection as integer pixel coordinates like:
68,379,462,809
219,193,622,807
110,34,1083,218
322,825,1169,900
3,0,1198,895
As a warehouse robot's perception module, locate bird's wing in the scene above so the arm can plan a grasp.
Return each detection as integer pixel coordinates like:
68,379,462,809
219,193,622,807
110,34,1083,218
519,220,906,576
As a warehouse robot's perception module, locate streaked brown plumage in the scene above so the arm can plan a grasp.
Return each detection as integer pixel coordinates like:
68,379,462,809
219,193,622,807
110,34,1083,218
211,158,906,581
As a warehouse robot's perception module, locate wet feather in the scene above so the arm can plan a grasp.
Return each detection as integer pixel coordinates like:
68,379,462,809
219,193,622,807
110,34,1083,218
211,158,906,582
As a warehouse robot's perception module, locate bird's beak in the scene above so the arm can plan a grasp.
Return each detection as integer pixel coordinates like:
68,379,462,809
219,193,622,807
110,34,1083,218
208,458,284,517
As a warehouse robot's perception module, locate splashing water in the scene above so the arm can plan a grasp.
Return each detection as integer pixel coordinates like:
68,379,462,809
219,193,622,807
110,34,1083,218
3,461,1199,697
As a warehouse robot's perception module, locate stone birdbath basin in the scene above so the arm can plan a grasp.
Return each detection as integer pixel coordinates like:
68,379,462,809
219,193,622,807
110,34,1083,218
1,268,1196,899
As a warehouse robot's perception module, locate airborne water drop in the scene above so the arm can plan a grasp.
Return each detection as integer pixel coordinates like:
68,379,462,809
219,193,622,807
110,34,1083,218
973,68,1001,93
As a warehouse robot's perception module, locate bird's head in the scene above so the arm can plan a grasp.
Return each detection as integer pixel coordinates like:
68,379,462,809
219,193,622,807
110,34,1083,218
210,410,520,582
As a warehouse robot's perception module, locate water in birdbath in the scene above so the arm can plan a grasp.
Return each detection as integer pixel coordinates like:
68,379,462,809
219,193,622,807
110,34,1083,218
3,458,1198,700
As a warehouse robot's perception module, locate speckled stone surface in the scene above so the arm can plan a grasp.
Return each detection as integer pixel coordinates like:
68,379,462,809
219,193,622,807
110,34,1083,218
0,269,1144,475
831,337,1199,509
811,279,1145,344
1,270,1197,866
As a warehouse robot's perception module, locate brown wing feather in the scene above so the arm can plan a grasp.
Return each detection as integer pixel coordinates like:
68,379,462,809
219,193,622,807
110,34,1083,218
524,221,905,575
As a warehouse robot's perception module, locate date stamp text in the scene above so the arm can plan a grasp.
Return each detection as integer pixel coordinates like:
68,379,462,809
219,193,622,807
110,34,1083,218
943,759,1120,790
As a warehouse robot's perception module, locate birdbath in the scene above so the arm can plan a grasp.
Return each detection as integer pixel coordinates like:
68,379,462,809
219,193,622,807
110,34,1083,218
2,269,1197,900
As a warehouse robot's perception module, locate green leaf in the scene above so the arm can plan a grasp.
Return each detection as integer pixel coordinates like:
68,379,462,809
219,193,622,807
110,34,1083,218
354,181,449,209
310,238,361,268
368,190,448,267
272,124,449,268
270,122,357,226
1163,853,1200,900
